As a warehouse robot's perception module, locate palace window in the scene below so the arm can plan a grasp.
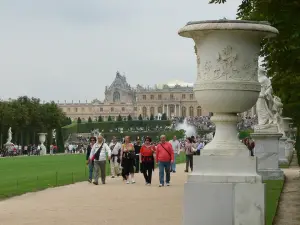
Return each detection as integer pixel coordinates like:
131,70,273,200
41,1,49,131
111,107,114,112
134,107,137,111
197,106,202,116
113,91,121,102
142,95,146,100
189,106,194,117
158,106,162,113
158,94,162,100
182,94,186,99
170,94,174,100
122,107,125,112
142,107,147,118
100,107,103,112
190,94,193,100
150,95,154,100
182,106,186,117
150,107,155,115
75,108,78,112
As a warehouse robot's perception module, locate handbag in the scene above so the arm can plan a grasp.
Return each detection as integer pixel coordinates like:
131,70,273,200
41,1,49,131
91,143,104,161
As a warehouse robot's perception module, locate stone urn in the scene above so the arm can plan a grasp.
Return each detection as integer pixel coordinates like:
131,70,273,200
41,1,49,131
179,20,278,156
282,117,293,137
38,133,47,155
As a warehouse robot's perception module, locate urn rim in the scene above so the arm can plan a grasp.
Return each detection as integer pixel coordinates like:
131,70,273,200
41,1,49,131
178,19,279,38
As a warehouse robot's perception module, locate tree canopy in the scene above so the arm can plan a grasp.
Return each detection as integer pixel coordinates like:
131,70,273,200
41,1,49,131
0,96,68,148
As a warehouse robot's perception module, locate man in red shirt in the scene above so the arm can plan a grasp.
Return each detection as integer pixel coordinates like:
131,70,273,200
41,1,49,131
156,135,174,187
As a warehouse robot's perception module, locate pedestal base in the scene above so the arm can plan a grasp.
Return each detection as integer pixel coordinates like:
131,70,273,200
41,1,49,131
183,156,265,225
250,132,283,180
40,145,47,155
279,137,288,165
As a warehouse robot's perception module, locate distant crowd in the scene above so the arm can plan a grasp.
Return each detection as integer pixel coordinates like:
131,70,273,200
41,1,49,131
0,144,58,157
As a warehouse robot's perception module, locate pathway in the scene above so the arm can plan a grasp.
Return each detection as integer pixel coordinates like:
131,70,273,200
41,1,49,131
274,151,300,225
0,164,187,225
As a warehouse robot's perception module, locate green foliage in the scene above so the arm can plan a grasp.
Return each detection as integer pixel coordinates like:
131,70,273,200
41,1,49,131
97,116,103,122
239,129,254,140
77,117,82,124
150,114,154,120
138,114,143,120
161,113,167,120
107,115,112,121
88,117,92,123
127,114,132,121
117,114,122,121
0,96,66,147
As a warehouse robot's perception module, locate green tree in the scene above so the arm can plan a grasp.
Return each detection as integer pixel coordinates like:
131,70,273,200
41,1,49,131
161,113,167,120
150,114,154,120
107,115,112,121
77,117,82,124
117,114,122,121
127,114,132,121
138,114,143,120
97,116,103,122
88,116,92,123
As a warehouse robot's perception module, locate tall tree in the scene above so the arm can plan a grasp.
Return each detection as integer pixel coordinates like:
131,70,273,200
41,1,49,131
127,114,133,121
150,114,154,120
117,114,122,121
97,116,103,122
77,117,82,123
88,116,92,123
138,114,143,120
161,113,167,120
107,115,112,121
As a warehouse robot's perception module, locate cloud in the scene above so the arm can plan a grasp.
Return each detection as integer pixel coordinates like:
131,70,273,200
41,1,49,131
0,0,241,102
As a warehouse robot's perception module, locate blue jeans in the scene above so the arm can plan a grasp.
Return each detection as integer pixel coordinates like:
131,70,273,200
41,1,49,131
88,161,94,180
158,161,171,185
171,153,178,171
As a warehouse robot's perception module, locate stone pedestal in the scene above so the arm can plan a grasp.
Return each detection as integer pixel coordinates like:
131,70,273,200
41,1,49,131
278,137,288,165
184,156,265,225
285,139,294,161
250,132,283,180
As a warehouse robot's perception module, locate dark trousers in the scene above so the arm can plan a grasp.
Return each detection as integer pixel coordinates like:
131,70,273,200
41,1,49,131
142,163,153,184
94,161,106,184
135,156,140,173
186,154,193,171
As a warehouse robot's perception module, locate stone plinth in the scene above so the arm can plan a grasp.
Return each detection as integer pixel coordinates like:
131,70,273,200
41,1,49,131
184,156,264,225
251,132,283,180
285,139,294,161
278,137,288,165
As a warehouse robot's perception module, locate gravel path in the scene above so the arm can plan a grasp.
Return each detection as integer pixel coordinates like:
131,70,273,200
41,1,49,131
274,152,300,225
0,164,187,225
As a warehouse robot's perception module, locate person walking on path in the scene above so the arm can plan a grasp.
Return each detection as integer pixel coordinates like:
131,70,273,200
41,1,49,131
86,136,96,183
120,136,136,184
140,136,155,185
109,136,122,178
156,135,174,187
184,137,194,173
89,135,111,185
169,136,180,173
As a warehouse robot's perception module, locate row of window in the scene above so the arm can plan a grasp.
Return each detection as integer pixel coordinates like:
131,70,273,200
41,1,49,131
141,106,201,117
65,107,136,113
141,94,193,101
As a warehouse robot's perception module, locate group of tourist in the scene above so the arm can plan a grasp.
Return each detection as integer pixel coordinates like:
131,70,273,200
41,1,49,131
85,134,203,186
172,116,215,130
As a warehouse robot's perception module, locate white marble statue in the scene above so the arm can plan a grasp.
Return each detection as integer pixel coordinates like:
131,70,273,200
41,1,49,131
52,129,56,139
157,113,162,120
7,127,12,143
273,95,285,135
256,68,275,125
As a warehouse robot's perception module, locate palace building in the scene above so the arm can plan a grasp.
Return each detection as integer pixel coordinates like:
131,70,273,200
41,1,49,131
57,72,209,121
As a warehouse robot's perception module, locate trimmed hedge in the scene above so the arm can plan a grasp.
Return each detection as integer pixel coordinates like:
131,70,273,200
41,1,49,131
61,120,172,140
239,129,254,139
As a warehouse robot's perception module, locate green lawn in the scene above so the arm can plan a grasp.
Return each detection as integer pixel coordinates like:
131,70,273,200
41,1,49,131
0,154,284,225
0,153,187,200
265,180,284,225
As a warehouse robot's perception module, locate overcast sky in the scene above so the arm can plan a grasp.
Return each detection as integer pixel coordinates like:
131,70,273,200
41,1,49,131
0,0,241,102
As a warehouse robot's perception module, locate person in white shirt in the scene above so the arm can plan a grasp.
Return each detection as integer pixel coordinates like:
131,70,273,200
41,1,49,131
169,136,180,173
109,136,122,178
68,144,73,154
89,135,111,185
